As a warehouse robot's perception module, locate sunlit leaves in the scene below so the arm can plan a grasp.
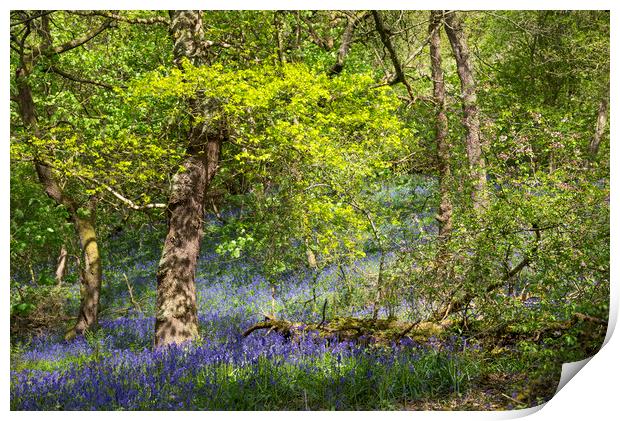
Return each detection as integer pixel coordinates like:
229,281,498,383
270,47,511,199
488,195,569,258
124,62,411,274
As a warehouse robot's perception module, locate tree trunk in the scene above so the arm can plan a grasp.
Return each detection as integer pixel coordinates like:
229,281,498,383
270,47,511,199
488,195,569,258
16,61,103,338
155,10,224,347
304,237,317,269
430,11,453,242
444,11,489,212
274,11,286,64
55,245,68,285
68,201,102,339
589,95,609,157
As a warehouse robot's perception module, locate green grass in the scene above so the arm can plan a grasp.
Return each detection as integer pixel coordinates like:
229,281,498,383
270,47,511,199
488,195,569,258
185,350,480,410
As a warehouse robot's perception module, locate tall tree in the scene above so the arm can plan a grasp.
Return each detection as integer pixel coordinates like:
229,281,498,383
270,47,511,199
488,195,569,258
154,11,225,347
11,11,110,338
589,94,609,158
443,11,489,212
429,11,452,242
429,10,455,319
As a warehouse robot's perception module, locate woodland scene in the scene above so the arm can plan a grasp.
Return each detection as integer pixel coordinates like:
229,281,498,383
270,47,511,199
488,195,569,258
9,9,610,410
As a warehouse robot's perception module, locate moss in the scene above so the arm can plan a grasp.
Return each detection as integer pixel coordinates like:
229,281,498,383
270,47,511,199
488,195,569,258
244,316,451,345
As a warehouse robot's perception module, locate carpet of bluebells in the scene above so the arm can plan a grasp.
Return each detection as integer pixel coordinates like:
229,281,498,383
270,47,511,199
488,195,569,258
11,179,486,410
12,255,482,410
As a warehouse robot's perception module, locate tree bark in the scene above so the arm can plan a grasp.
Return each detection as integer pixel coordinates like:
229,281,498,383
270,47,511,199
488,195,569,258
443,11,489,213
274,11,286,64
155,10,224,347
55,245,68,285
589,95,609,157
430,11,452,242
68,199,102,338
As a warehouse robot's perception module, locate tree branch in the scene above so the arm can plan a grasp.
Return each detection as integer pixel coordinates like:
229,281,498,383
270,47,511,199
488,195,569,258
371,11,415,100
34,161,77,212
87,177,167,211
51,19,113,55
328,11,370,76
10,10,55,27
48,65,118,90
403,33,432,67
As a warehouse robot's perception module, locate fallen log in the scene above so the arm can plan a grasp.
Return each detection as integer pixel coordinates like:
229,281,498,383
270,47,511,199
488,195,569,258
242,315,446,345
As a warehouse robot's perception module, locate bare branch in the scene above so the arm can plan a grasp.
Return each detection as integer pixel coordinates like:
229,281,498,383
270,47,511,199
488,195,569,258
329,11,370,76
87,177,167,211
371,11,415,100
403,33,432,67
10,10,54,27
48,65,118,90
51,19,113,55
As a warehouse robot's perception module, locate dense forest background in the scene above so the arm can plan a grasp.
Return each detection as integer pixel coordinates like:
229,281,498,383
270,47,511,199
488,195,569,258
9,10,609,410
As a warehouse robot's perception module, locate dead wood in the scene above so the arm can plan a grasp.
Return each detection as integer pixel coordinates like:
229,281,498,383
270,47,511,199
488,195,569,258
242,315,442,344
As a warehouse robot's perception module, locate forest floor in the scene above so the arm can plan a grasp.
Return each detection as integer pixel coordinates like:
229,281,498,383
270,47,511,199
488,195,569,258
9,182,581,410
9,242,565,411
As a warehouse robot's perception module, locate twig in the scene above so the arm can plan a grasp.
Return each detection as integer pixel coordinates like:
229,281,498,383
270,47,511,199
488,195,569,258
48,65,119,90
69,10,170,26
122,273,142,314
51,20,114,55
371,11,415,101
501,393,526,406
318,298,328,328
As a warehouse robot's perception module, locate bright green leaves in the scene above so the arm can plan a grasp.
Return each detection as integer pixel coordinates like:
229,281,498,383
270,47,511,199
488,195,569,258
216,230,255,259
125,61,409,275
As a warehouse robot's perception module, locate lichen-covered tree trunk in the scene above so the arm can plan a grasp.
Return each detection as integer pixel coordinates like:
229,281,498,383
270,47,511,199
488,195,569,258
444,12,489,212
16,62,102,338
430,11,452,242
589,95,609,157
154,10,223,347
69,201,102,338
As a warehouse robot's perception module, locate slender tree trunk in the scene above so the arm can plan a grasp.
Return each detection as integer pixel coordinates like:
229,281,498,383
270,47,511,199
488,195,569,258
155,10,224,347
16,62,103,338
305,238,317,269
589,96,609,157
444,11,489,212
69,200,102,338
55,245,68,285
430,11,453,242
430,11,454,299
274,11,286,64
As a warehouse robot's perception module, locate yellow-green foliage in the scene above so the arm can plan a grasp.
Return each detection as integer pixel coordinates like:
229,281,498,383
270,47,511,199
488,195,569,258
127,62,412,269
